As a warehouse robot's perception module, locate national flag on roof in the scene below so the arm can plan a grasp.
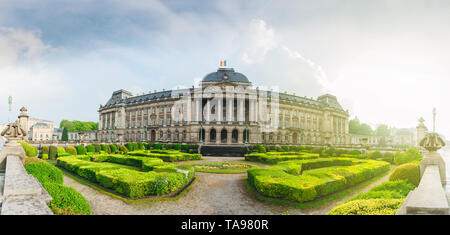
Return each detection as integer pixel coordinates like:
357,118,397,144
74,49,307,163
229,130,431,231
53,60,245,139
220,60,227,67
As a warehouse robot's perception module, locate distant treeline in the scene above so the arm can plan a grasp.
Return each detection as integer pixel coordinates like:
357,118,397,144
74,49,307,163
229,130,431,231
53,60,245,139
59,120,98,132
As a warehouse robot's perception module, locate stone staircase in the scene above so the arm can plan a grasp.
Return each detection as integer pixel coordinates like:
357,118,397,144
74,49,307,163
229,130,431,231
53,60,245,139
200,145,250,157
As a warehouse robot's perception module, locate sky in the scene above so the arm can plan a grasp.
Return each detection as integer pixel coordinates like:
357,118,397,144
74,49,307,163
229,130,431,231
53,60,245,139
0,0,449,138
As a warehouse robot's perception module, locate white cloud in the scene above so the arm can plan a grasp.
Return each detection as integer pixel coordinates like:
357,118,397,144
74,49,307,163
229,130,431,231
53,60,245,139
0,27,67,123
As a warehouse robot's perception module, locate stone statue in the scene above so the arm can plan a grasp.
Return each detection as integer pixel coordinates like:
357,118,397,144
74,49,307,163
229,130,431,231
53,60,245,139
420,132,446,152
1,120,27,138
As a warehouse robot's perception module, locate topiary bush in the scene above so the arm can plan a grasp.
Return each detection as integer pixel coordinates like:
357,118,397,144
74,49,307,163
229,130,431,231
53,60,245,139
389,163,420,187
125,143,134,151
41,146,49,155
49,146,58,160
110,144,118,153
119,145,128,154
75,145,87,155
65,146,77,155
86,145,95,153
93,144,101,152
393,147,422,165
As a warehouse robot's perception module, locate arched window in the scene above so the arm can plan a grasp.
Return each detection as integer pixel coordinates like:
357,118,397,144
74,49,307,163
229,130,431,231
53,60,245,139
232,129,238,143
221,129,227,143
210,129,216,142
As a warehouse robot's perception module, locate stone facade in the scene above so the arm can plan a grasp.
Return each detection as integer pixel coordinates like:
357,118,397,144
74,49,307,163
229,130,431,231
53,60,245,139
98,67,350,146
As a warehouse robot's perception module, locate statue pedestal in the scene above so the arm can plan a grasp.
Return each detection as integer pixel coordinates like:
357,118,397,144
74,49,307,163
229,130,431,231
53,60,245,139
0,138,26,171
420,151,446,185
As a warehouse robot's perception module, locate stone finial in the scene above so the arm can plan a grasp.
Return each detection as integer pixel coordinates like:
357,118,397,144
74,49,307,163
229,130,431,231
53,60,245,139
1,120,27,138
420,132,445,152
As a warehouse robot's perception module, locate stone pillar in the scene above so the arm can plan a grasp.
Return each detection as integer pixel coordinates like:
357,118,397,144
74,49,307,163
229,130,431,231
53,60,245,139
238,95,244,124
227,95,233,123
217,96,223,123
205,100,211,123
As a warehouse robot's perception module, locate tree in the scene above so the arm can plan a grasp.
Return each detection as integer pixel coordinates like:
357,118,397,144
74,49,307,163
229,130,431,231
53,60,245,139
375,124,390,137
61,128,68,141
359,124,374,136
349,118,361,135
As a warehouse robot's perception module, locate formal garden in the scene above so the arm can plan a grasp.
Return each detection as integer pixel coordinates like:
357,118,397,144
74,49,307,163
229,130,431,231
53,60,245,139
16,141,424,215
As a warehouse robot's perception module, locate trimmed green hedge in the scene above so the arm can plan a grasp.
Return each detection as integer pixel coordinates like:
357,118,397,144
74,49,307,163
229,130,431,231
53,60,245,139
24,161,91,215
327,180,416,215
389,163,420,187
49,146,58,160
65,146,77,155
42,182,92,215
327,199,404,215
18,141,38,157
247,158,390,203
127,150,202,162
24,161,63,184
57,155,195,198
75,145,87,155
245,152,319,164
393,147,422,165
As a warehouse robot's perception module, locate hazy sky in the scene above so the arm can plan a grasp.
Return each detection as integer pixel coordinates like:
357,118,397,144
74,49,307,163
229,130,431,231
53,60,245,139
0,0,449,138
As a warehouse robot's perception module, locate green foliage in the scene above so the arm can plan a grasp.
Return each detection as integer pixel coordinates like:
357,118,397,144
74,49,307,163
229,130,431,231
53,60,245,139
393,147,422,165
86,145,96,153
57,155,194,198
24,162,63,184
24,160,91,215
128,150,202,162
327,199,404,215
245,152,319,164
389,163,420,187
57,147,66,155
247,158,390,203
125,143,134,151
18,141,38,157
41,146,49,155
42,182,92,215
61,128,68,141
49,146,58,160
109,144,118,153
59,120,98,132
349,118,374,136
93,144,101,152
368,150,383,160
350,180,415,200
65,146,77,155
119,145,128,154
75,145,87,155
137,142,145,150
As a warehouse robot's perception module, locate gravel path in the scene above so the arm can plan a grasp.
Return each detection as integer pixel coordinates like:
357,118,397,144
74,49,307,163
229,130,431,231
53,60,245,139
62,157,393,215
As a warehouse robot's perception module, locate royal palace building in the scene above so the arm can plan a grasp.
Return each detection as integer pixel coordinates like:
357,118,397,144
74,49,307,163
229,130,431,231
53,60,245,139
97,67,350,146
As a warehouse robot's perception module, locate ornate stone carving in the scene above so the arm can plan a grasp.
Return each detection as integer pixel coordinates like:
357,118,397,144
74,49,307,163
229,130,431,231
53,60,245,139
1,120,27,138
420,132,446,152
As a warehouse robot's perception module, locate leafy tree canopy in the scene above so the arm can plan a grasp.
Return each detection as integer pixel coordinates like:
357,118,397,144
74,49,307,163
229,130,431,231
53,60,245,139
60,120,98,132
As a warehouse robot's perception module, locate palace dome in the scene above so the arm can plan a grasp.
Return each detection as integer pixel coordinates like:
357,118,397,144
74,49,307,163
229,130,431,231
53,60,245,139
202,68,250,83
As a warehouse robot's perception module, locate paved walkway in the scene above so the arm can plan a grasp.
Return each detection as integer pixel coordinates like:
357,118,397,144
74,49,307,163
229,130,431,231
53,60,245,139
62,157,393,215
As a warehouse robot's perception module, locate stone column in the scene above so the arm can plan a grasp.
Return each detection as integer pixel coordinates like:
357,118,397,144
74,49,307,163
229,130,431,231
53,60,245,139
217,96,223,123
205,100,211,124
238,95,244,124
227,95,233,123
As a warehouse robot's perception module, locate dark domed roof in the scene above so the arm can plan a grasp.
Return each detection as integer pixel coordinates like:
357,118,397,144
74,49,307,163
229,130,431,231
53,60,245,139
202,68,250,83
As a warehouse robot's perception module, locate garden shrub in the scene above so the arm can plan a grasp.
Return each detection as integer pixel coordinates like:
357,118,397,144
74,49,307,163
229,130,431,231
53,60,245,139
350,180,415,200
86,145,96,153
24,161,63,184
18,141,38,157
389,163,420,187
327,199,404,215
110,144,118,153
49,146,58,160
125,143,134,151
75,145,87,155
368,151,383,160
245,152,319,164
247,158,390,203
393,147,421,165
100,144,109,153
382,152,394,163
57,155,194,198
65,146,77,155
42,182,92,215
119,145,128,154
25,157,44,164
93,144,101,152
41,146,49,155
137,142,145,150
